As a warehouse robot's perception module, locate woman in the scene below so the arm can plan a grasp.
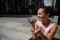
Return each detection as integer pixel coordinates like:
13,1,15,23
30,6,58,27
29,6,58,40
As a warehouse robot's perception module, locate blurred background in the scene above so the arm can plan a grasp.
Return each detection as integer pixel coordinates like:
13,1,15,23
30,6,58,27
0,0,60,40
0,0,60,24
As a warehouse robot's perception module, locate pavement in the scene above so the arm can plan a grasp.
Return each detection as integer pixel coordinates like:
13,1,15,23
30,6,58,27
0,15,60,40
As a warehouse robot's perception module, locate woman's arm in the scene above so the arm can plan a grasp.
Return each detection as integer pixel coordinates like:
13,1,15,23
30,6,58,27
46,23,58,40
31,22,39,40
28,19,39,40
38,23,58,40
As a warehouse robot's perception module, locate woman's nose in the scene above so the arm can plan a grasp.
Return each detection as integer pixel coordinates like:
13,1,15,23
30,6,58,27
37,15,40,18
37,15,43,18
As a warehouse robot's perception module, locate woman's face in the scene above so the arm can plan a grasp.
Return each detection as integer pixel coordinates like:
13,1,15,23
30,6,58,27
37,8,49,21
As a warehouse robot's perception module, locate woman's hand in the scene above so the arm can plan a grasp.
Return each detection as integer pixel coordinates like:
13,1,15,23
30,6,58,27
34,28,40,34
31,28,40,34
28,18,36,26
31,28,37,39
31,28,40,39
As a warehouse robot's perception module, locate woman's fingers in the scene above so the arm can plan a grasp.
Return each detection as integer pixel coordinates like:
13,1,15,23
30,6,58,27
31,28,40,34
34,29,40,34
28,19,36,25
31,28,35,32
28,19,33,24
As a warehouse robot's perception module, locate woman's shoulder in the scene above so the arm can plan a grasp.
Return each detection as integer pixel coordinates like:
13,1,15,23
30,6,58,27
52,22,58,27
50,21,58,32
49,19,58,27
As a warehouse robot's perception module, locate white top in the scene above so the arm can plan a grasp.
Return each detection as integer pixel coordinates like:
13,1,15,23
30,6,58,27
36,19,55,36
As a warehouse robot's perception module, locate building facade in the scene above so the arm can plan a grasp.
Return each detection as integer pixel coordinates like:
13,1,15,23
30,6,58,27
0,0,44,15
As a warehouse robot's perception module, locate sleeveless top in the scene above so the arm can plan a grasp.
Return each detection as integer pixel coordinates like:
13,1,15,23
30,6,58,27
36,19,55,36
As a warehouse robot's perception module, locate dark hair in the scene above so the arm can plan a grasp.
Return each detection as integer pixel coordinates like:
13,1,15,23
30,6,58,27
37,6,55,17
37,6,47,11
45,6,55,17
